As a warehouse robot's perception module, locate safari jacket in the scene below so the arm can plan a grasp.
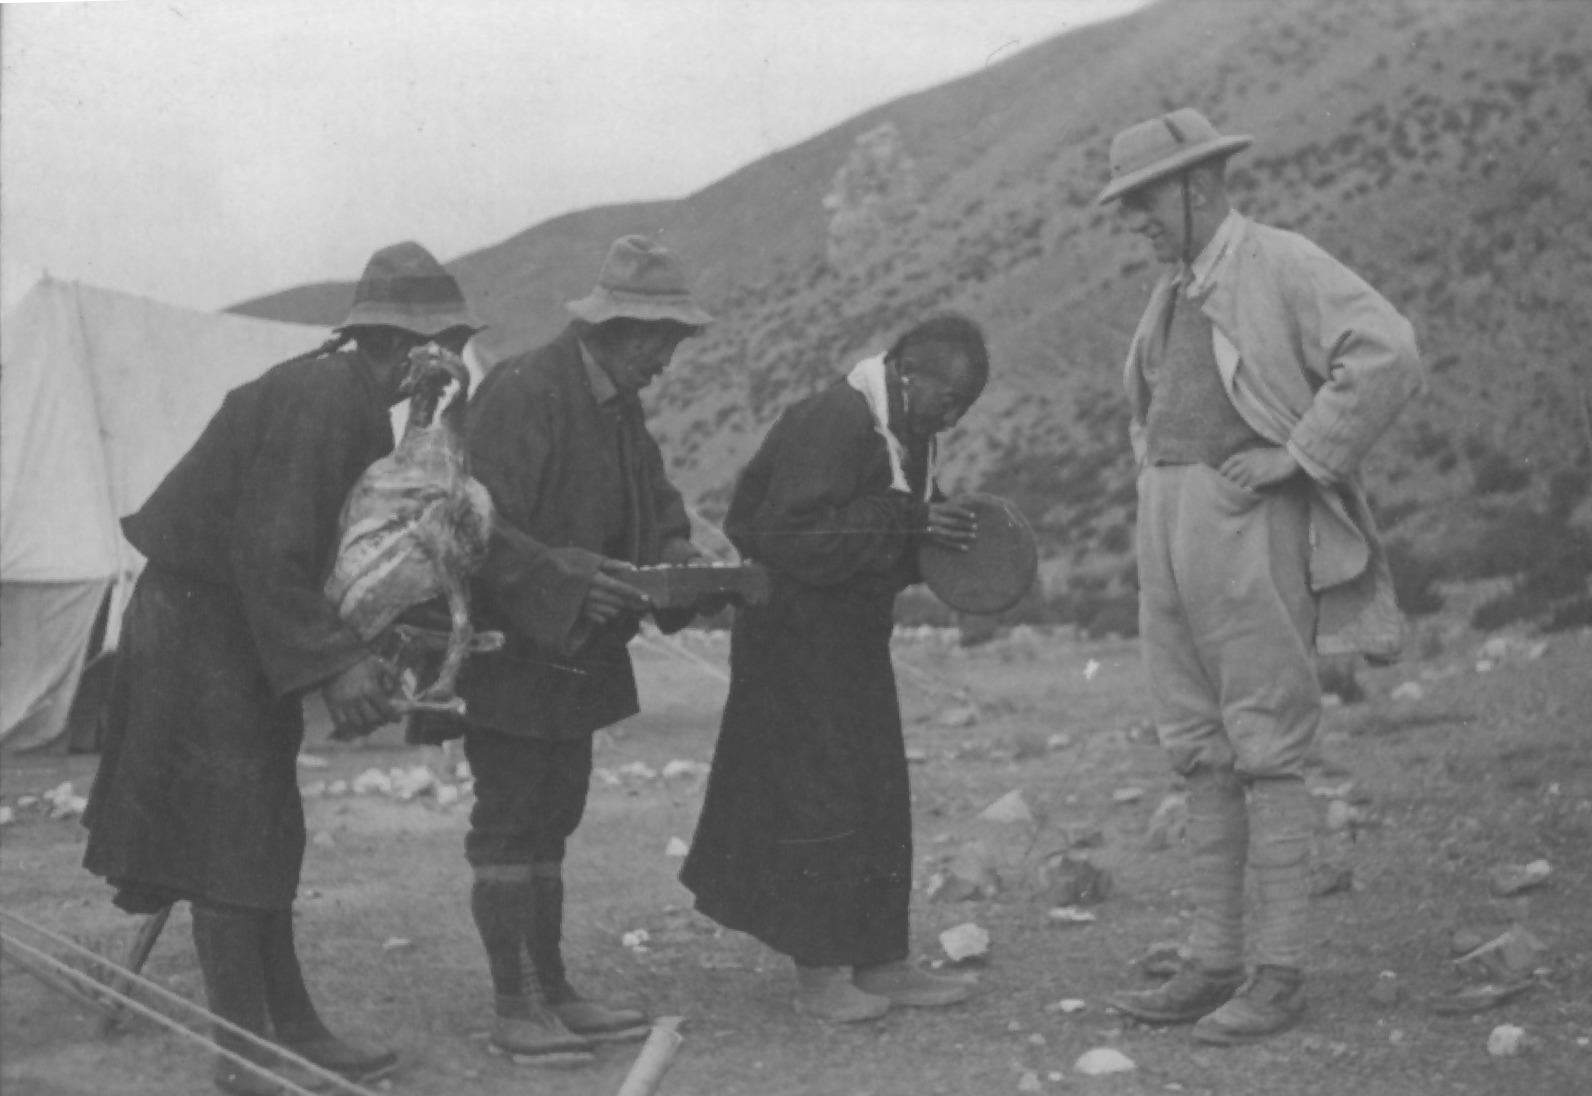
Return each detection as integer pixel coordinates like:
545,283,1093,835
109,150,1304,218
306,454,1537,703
1123,212,1425,659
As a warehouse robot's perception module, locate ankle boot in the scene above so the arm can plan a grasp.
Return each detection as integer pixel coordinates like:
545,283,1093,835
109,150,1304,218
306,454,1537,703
260,909,397,1081
793,964,891,1023
193,905,331,1096
489,994,595,1067
1107,959,1245,1024
528,865,648,1042
1191,965,1306,1044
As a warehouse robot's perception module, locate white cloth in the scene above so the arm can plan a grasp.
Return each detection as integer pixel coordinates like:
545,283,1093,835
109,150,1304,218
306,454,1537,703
844,354,935,500
0,579,107,751
0,277,325,748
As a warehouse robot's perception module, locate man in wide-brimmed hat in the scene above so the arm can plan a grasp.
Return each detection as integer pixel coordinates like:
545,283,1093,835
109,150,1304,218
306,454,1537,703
1093,109,1424,1044
439,235,719,1065
84,241,480,1093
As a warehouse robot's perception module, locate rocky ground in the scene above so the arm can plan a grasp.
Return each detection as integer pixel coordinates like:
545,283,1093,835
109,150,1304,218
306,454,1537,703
3,604,1590,1096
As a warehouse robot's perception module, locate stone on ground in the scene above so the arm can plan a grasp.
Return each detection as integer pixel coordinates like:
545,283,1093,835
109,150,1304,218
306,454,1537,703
939,922,991,963
1074,1047,1135,1075
979,789,1034,825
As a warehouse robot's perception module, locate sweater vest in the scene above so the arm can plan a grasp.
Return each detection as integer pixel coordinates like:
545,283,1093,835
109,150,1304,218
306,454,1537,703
1143,290,1264,467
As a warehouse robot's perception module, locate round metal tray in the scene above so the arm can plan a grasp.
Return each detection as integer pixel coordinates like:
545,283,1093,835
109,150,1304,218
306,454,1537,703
918,493,1038,614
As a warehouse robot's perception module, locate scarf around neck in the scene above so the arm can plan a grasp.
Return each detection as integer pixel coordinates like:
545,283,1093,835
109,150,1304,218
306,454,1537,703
845,353,936,500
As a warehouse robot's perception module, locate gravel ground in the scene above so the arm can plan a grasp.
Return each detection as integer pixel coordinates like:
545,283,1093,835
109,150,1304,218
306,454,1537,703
3,616,1589,1096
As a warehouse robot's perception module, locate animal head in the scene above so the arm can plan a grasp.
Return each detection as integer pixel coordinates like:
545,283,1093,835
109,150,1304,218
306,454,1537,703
400,344,472,428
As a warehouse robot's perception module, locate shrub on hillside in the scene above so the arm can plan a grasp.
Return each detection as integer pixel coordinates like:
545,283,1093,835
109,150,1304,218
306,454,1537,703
1082,595,1139,641
1545,594,1592,631
1385,540,1446,617
1469,446,1533,495
1440,505,1563,581
1468,514,1592,632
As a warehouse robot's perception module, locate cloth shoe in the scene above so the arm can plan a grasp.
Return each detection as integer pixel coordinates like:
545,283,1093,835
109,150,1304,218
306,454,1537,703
1191,965,1306,1044
853,960,973,1008
793,965,891,1023
490,994,595,1067
1106,960,1245,1024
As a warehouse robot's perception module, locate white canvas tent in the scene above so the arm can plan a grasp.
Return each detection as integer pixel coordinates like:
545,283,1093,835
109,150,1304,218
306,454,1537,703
0,277,332,751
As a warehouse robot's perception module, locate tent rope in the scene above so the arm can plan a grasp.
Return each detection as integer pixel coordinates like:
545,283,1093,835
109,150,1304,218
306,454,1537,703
0,906,381,1096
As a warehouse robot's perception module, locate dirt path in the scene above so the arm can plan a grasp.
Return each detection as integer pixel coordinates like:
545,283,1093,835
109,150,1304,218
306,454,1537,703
3,622,1590,1096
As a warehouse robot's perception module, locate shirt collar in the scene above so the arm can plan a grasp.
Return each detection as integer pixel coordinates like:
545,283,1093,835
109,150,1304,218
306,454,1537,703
577,337,620,405
1183,209,1244,298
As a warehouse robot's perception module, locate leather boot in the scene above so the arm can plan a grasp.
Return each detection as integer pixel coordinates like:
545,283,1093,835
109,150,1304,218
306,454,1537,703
1106,960,1245,1024
793,964,891,1023
529,865,649,1043
489,994,595,1067
192,905,331,1096
260,909,397,1081
1192,965,1306,1044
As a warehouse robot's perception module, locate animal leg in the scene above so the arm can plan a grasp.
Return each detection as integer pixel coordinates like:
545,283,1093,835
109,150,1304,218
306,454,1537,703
422,564,472,705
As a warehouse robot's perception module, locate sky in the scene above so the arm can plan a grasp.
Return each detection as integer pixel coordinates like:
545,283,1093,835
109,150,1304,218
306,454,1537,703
1,0,1148,312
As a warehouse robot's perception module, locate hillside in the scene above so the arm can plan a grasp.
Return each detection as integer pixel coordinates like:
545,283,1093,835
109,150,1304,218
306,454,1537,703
232,0,1592,611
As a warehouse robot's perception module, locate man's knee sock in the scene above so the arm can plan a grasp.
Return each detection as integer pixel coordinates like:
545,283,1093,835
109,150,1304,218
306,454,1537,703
526,861,570,1000
1185,766,1248,972
471,866,535,1002
1248,775,1312,971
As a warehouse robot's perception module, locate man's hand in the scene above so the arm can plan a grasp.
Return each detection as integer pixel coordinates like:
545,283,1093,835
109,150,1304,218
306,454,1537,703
1219,446,1301,491
322,655,398,738
582,557,650,626
924,500,979,553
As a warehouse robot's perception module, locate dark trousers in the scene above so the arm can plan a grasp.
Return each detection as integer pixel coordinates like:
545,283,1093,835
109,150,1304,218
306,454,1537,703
463,728,594,867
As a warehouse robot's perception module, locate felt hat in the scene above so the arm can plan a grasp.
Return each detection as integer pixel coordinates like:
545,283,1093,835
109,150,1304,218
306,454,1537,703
1096,108,1253,205
337,241,482,336
566,235,713,327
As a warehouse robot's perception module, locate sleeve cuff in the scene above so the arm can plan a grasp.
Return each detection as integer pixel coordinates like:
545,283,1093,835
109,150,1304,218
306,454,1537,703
1286,438,1339,487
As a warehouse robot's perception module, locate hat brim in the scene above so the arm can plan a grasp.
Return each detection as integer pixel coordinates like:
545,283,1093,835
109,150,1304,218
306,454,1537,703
336,302,485,337
566,289,713,328
1096,134,1253,205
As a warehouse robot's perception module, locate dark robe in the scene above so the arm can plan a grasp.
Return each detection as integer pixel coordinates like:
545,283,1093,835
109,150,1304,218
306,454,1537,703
453,324,694,740
82,350,392,911
680,378,930,967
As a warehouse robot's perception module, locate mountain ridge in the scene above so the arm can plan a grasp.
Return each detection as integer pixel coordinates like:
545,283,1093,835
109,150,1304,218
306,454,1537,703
232,0,1592,601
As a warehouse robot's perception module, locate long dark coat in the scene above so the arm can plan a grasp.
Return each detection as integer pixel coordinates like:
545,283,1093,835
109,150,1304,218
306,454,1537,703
82,350,391,912
454,324,694,740
680,379,930,967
